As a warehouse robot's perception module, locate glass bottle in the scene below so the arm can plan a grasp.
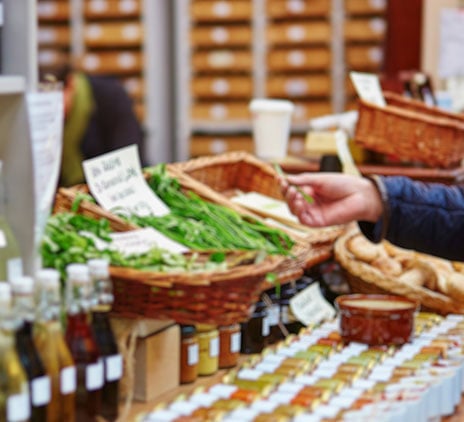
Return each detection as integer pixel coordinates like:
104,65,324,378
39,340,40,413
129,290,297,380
87,259,121,422
11,275,51,422
0,160,23,282
34,268,76,422
65,264,103,422
0,282,30,422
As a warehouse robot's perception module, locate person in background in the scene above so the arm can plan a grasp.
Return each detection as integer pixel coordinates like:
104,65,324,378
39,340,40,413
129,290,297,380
41,57,145,187
279,173,464,262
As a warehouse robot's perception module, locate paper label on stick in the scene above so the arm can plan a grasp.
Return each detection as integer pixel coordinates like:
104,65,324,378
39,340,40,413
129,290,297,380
83,145,170,217
290,282,336,325
349,71,386,107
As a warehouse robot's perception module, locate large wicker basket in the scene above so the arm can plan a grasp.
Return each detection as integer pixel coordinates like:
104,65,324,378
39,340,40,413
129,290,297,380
53,189,286,325
355,91,464,168
335,226,464,315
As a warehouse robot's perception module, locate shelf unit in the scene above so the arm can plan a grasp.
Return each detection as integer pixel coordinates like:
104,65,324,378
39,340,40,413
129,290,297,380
37,0,174,164
0,0,38,275
173,0,388,161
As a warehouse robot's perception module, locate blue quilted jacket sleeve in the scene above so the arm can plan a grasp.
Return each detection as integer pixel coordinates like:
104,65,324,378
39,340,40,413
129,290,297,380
359,176,464,261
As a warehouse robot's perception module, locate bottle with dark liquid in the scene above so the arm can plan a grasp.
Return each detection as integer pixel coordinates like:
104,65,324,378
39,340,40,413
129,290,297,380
0,282,30,422
65,264,103,422
87,259,121,422
34,268,76,422
11,276,51,422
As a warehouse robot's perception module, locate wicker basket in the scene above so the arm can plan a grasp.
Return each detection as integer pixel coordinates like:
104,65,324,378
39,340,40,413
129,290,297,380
108,251,283,325
53,188,286,325
168,151,344,248
334,226,464,315
355,91,464,168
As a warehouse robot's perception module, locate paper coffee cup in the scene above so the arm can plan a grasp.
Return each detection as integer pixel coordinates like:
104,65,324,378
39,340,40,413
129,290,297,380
249,98,294,160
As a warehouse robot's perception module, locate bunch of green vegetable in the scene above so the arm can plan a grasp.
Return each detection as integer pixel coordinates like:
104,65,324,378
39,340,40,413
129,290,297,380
119,164,294,255
41,212,230,279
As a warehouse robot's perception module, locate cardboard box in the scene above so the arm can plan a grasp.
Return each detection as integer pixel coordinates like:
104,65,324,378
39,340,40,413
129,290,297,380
133,323,180,402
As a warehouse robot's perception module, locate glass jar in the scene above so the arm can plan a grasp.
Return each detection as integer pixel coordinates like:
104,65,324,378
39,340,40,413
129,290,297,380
196,324,219,376
218,324,241,369
180,325,199,384
240,301,269,354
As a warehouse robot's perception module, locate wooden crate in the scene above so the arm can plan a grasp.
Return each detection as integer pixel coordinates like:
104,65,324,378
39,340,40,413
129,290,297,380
266,0,331,19
191,0,252,22
79,52,143,75
267,48,331,72
190,26,252,47
267,22,331,46
84,22,143,47
191,76,253,99
192,50,252,73
266,74,331,98
84,0,142,19
191,101,250,121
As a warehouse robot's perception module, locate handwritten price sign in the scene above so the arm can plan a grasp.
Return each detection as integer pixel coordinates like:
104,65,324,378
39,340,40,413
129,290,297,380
83,145,170,217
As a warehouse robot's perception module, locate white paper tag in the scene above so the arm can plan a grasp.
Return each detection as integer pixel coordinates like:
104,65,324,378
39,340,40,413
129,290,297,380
83,145,170,217
232,192,299,224
86,359,104,391
31,375,51,406
105,354,123,382
230,332,241,353
26,91,64,249
7,391,30,421
262,316,270,337
289,282,336,325
109,227,189,255
209,337,219,357
349,71,386,106
0,230,7,248
60,366,77,394
188,343,199,365
266,304,280,326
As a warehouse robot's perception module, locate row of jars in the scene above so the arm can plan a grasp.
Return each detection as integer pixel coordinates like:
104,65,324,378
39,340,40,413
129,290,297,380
180,274,321,384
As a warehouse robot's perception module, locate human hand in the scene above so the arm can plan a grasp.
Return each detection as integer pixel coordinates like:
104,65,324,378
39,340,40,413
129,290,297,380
279,172,383,227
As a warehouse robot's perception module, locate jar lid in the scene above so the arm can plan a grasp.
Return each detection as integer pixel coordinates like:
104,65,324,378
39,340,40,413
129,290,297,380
196,323,217,333
36,268,60,289
181,324,196,336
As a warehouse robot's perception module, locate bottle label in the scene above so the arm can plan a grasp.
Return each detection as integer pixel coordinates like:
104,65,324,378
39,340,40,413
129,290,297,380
86,359,104,391
106,354,123,382
7,257,23,281
262,317,270,337
231,332,241,353
266,305,280,326
31,375,51,406
209,337,219,358
61,366,77,394
7,391,30,421
188,343,199,366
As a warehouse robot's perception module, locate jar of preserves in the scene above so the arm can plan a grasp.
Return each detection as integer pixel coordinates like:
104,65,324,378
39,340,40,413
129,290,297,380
196,324,219,376
180,325,199,384
218,324,241,369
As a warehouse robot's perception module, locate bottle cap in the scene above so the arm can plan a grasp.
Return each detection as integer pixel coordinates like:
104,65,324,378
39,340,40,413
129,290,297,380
87,258,110,278
0,282,12,302
36,268,60,289
10,276,34,294
66,263,90,284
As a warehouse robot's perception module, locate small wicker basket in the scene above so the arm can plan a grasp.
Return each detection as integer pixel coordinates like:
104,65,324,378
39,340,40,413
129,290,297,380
168,151,344,248
355,92,464,168
334,227,464,315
